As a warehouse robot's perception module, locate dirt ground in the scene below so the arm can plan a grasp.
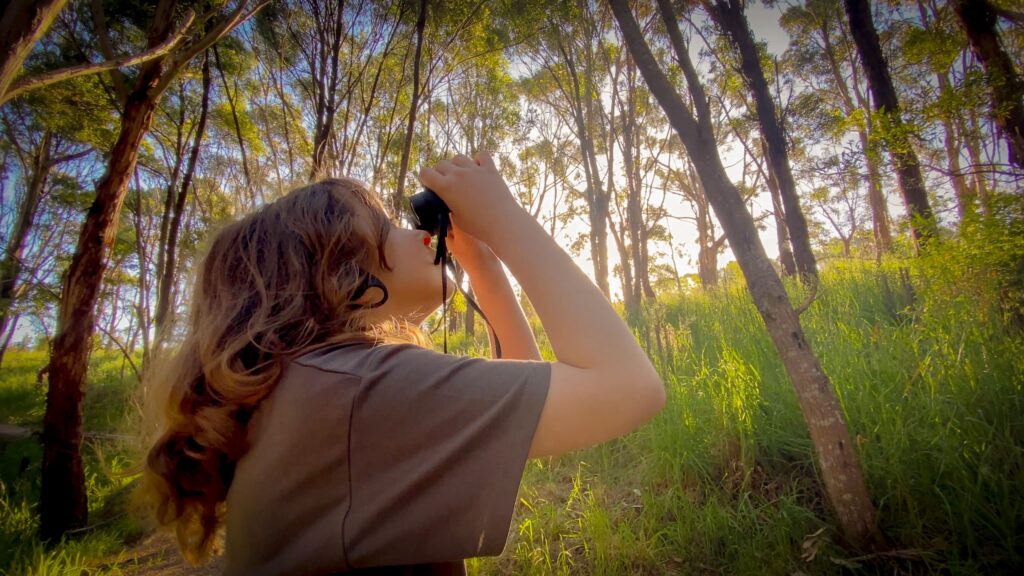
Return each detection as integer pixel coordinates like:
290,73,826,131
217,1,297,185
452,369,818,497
104,530,224,575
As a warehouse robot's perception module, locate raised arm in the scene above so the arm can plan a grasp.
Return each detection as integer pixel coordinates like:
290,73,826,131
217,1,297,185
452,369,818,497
419,152,665,458
447,218,541,361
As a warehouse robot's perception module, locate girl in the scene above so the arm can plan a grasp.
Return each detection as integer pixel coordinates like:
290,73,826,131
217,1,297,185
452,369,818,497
136,152,665,574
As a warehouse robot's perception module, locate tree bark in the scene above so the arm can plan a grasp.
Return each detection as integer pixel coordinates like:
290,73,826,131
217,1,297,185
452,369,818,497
706,0,817,279
0,0,69,102
762,139,797,276
843,0,934,249
611,0,883,550
952,0,1024,169
39,0,180,542
394,0,428,220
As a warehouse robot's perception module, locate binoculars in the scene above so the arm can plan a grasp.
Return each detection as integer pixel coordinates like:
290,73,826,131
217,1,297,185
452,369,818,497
409,187,450,237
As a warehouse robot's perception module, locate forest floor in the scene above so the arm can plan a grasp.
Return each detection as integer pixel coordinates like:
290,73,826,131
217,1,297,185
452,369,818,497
100,530,223,575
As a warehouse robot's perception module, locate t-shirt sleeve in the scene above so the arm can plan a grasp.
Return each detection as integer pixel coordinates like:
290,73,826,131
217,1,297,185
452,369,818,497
342,343,551,568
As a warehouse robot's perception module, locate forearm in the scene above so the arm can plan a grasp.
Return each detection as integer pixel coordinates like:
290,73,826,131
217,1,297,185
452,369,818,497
464,259,542,361
489,210,655,377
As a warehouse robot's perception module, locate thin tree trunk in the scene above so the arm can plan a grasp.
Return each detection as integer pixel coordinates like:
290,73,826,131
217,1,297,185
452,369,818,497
612,0,882,550
619,63,644,311
707,0,817,278
308,0,347,180
212,44,254,199
964,107,992,215
763,139,797,276
555,31,611,299
0,312,19,368
953,0,1024,168
132,175,152,368
394,0,428,220
39,0,180,542
820,19,891,254
155,51,211,350
0,131,51,331
154,86,188,311
843,0,934,249
916,0,975,218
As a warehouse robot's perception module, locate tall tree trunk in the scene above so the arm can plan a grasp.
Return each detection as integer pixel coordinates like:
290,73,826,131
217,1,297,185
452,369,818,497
915,0,975,218
0,312,19,368
132,183,152,367
858,128,891,257
938,96,972,219
964,107,992,215
307,0,347,180
611,0,883,550
819,19,891,254
762,140,797,276
39,0,180,543
0,131,51,333
556,31,611,299
155,51,211,351
0,0,69,101
843,0,935,249
620,60,645,310
707,0,817,279
213,44,255,202
953,0,1024,168
394,0,428,220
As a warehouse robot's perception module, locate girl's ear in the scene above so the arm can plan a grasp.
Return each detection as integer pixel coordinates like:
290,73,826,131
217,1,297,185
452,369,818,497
350,273,389,309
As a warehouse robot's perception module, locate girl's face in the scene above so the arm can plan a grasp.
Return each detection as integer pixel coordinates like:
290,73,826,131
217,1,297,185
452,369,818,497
367,224,456,325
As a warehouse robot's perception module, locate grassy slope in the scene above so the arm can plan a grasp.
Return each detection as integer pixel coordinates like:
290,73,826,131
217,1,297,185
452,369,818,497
2,241,1022,574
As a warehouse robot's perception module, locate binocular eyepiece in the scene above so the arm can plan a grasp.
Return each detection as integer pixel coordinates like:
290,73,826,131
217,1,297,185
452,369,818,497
409,188,450,237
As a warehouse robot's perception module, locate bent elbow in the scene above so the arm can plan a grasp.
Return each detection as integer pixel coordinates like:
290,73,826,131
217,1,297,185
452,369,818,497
644,375,666,420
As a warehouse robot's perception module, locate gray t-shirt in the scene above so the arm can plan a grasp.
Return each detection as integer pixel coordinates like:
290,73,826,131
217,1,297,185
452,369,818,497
223,341,551,575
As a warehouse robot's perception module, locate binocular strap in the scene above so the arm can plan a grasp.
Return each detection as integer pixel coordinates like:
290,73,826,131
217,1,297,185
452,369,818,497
436,225,502,359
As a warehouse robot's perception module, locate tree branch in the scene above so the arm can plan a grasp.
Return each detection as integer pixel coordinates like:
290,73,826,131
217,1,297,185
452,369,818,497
157,0,272,95
1,10,195,105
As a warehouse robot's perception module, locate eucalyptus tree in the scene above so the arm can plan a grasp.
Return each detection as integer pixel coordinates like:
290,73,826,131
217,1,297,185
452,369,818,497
704,0,817,279
428,47,519,336
603,19,674,313
781,0,892,256
0,107,91,355
952,0,1024,169
526,0,614,298
610,0,882,549
0,0,198,106
0,101,94,367
39,0,269,542
843,0,935,249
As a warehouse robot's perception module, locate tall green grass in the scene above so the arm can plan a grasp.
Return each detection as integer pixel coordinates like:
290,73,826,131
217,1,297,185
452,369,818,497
1,350,145,575
2,217,1023,574
467,242,1023,573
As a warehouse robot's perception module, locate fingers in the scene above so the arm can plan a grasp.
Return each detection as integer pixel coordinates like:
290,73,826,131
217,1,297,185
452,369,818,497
474,151,497,171
451,154,474,167
417,165,444,189
419,152,493,189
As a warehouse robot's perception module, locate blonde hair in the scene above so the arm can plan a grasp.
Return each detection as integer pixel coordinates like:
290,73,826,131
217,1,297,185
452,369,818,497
132,178,428,564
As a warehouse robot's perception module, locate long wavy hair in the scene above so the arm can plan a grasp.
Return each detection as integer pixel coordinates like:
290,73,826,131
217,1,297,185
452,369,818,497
132,178,427,565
